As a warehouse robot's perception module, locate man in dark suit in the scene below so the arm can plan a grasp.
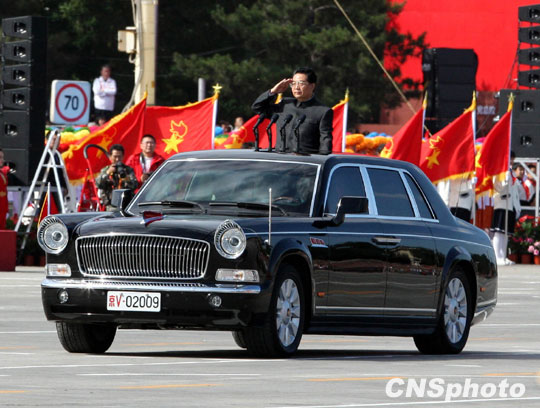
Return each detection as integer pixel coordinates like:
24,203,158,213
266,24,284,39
252,67,333,154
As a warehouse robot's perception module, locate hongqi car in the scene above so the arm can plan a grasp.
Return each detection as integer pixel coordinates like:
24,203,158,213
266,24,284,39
38,150,497,357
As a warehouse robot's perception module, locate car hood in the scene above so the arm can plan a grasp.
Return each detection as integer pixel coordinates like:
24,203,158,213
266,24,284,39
76,213,231,241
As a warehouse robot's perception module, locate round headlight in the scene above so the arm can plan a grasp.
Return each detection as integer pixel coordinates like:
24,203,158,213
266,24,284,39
214,220,246,259
37,216,69,254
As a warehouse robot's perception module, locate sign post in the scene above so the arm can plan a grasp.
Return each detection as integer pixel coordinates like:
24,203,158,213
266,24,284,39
50,80,91,125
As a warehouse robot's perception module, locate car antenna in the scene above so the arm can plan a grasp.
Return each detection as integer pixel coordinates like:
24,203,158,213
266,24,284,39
268,187,272,246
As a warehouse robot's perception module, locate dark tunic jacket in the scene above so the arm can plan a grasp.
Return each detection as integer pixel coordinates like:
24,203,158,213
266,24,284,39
251,90,333,154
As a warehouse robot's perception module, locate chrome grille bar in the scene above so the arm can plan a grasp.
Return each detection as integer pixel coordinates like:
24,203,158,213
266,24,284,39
76,234,210,280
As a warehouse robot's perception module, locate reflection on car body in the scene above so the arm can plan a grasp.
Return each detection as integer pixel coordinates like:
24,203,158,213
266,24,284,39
39,150,497,357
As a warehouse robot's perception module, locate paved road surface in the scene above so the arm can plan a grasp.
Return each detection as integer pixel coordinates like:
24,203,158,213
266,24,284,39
0,265,539,407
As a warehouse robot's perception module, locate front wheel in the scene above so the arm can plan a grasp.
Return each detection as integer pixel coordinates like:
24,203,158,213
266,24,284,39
56,322,117,353
414,268,472,354
243,264,305,357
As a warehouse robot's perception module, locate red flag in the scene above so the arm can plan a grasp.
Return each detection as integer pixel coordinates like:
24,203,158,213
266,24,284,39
380,99,425,165
62,96,147,184
419,97,476,183
216,115,265,149
143,95,217,158
38,192,59,224
332,91,349,153
476,98,513,197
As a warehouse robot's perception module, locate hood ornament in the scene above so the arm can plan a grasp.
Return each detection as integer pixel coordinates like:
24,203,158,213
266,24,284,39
140,210,165,227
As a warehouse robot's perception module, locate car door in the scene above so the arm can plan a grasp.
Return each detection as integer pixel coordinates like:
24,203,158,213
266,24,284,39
365,167,439,318
323,165,386,315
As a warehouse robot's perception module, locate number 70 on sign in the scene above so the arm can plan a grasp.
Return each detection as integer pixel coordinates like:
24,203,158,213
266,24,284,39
50,80,91,125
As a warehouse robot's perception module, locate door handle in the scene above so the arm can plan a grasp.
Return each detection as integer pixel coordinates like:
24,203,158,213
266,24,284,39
372,236,401,245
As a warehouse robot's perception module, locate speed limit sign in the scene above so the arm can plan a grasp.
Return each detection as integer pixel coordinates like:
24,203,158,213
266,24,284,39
50,80,91,125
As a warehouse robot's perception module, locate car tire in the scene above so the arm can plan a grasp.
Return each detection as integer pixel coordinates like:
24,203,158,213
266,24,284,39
56,322,117,354
243,264,305,358
414,268,472,354
231,331,247,349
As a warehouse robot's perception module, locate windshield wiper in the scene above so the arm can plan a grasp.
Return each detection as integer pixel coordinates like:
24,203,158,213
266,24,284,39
138,200,205,212
209,201,288,216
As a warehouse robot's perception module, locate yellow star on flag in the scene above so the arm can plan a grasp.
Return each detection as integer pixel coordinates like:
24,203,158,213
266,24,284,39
426,149,441,169
162,133,184,154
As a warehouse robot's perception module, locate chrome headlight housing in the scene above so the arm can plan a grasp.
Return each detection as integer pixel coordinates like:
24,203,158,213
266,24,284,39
214,220,246,259
37,216,69,254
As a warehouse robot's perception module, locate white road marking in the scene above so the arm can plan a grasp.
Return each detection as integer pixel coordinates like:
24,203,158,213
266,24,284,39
479,323,540,327
0,353,34,355
78,373,261,377
0,359,284,371
0,331,56,334
445,364,482,368
269,396,540,408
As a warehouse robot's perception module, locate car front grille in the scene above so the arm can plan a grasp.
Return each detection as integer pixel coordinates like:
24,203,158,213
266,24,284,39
76,234,210,279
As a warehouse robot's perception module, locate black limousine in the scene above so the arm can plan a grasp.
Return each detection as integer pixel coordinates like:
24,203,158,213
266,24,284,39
38,150,497,357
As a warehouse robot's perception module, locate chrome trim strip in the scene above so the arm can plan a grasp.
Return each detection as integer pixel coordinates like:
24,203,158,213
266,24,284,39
399,169,420,218
316,306,436,313
75,233,210,280
41,278,261,294
477,298,497,307
244,231,493,250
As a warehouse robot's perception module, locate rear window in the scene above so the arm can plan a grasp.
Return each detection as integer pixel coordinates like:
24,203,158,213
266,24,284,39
405,173,434,219
367,168,414,217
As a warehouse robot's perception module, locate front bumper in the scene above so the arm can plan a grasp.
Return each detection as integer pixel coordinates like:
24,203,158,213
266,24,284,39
41,278,267,329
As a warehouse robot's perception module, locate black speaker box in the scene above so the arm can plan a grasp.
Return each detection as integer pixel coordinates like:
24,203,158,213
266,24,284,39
1,87,31,110
2,147,42,186
498,89,540,123
1,16,46,40
1,64,45,87
518,48,540,67
0,110,45,149
511,124,540,157
1,40,46,64
422,48,477,122
519,4,540,23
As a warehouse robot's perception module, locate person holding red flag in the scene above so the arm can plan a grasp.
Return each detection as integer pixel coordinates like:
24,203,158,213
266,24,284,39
126,134,165,188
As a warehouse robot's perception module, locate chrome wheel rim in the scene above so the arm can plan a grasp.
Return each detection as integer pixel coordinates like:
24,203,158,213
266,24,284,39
275,278,301,347
444,277,468,344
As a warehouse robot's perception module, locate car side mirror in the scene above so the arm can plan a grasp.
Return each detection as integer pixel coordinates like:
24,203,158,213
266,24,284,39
111,189,134,212
332,196,369,226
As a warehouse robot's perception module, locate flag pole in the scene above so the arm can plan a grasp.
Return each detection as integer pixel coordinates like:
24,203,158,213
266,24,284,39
341,89,349,153
471,91,477,225
211,84,222,150
504,94,514,241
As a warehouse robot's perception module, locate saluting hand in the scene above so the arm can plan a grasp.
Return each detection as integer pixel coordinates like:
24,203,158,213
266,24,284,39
270,78,292,95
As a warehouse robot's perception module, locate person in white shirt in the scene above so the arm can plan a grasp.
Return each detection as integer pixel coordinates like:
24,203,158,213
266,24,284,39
436,177,474,222
92,64,117,121
491,171,521,266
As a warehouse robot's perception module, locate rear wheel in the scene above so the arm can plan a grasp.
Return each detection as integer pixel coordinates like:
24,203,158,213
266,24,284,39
56,322,117,353
414,268,472,354
243,264,305,357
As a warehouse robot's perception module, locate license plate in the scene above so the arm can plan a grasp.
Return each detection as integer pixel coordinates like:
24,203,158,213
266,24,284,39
107,291,161,312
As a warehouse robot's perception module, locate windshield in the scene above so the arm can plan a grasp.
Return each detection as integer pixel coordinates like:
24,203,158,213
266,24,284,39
129,159,319,216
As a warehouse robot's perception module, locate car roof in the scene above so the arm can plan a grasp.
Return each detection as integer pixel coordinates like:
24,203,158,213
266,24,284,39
168,149,417,171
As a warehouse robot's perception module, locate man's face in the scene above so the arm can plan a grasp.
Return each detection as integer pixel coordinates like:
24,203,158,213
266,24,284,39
140,137,156,157
101,67,111,80
515,166,525,179
110,149,123,164
290,73,315,102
